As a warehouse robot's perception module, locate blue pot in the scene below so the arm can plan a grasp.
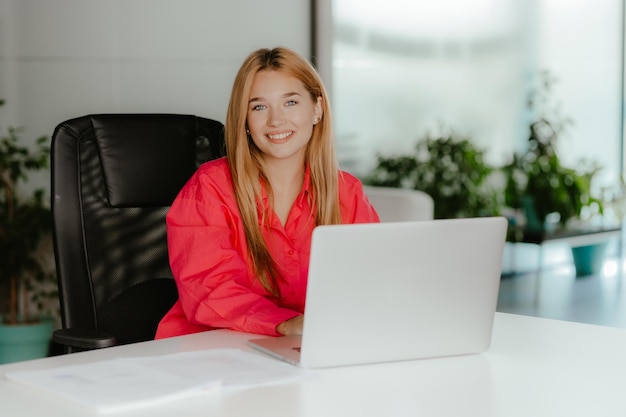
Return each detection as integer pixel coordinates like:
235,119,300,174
522,195,544,232
0,318,54,364
571,242,609,277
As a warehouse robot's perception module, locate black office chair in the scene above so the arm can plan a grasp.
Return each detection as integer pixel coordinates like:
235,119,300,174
50,114,225,352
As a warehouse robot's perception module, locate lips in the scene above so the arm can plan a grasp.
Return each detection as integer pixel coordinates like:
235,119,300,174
267,131,294,141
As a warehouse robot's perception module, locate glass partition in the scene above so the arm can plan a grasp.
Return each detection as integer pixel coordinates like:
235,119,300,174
322,0,623,199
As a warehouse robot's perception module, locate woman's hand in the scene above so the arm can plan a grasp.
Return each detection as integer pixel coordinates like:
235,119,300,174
276,315,304,336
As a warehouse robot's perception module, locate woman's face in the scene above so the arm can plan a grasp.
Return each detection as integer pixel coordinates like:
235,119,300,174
246,70,322,165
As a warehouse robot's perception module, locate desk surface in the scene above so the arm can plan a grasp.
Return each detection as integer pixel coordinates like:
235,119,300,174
2,313,626,417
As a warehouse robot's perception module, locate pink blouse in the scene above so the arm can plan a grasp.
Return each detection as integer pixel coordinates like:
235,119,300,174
155,157,380,339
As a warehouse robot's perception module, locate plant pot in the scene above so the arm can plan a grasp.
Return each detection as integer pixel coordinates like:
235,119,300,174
0,318,54,364
522,195,544,232
570,242,609,278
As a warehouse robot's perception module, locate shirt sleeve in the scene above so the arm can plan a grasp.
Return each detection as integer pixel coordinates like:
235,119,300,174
166,166,301,336
338,171,381,224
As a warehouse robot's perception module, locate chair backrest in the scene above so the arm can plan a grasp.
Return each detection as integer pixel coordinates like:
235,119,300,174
51,114,225,345
363,185,434,222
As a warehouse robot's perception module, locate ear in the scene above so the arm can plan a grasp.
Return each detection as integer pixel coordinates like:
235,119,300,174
314,96,323,123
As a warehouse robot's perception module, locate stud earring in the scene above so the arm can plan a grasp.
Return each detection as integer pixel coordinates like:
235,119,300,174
246,128,250,134
313,118,319,125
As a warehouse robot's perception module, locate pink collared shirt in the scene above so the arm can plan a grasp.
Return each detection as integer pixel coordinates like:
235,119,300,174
155,157,379,339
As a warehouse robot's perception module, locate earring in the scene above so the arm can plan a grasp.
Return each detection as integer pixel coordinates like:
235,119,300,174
246,128,250,134
313,118,319,125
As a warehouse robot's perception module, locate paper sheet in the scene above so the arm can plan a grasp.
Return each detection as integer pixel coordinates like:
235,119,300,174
5,348,310,414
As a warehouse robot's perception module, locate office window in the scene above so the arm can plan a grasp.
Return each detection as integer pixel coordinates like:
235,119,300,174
325,0,622,197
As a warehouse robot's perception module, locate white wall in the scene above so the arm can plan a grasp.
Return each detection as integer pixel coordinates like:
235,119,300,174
0,0,311,154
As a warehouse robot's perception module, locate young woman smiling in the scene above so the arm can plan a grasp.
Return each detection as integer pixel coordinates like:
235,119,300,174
155,47,379,339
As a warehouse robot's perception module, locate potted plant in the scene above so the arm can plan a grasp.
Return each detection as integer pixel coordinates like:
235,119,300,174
364,131,501,219
0,99,58,363
502,72,607,276
503,71,604,229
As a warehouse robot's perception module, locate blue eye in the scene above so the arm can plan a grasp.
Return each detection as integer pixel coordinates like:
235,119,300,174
285,100,297,106
251,104,266,111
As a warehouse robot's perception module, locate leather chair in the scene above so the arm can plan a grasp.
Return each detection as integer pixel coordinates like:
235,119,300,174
50,114,225,352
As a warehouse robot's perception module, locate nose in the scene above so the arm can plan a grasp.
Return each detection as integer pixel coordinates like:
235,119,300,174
267,107,285,127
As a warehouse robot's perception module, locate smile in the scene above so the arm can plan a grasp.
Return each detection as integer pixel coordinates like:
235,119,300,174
268,131,293,141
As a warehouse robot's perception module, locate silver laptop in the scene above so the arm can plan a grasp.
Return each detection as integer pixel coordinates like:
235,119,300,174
248,216,508,368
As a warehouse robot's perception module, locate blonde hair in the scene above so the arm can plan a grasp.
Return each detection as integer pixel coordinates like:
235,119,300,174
225,47,341,297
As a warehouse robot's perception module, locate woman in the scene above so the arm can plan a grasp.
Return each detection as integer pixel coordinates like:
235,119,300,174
155,47,379,339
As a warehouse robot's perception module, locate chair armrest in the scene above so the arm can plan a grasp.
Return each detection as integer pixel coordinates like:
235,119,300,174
53,328,117,350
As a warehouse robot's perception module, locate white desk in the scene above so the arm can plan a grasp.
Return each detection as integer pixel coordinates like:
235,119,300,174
2,313,626,417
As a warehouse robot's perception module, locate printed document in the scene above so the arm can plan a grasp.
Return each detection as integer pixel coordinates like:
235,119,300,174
5,348,311,413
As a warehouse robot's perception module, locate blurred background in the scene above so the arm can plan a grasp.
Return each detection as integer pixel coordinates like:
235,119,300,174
1,0,623,196
327,0,622,188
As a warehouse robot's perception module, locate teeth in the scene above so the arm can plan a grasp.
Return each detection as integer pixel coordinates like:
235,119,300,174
268,132,292,140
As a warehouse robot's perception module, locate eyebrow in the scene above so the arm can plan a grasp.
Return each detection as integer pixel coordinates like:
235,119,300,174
248,91,301,104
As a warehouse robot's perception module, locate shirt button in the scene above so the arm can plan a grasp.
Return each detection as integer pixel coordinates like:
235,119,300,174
288,250,295,255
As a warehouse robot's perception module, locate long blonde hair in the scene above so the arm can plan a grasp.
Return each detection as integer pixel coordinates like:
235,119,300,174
225,47,341,297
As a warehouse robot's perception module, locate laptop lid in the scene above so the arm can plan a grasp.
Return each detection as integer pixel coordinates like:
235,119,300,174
248,216,508,369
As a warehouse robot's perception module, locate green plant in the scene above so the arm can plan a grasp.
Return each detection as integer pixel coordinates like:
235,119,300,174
604,174,626,223
0,99,57,325
364,132,500,219
502,71,603,231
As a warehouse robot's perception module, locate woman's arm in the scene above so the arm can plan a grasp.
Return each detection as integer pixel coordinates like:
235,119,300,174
339,171,381,224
